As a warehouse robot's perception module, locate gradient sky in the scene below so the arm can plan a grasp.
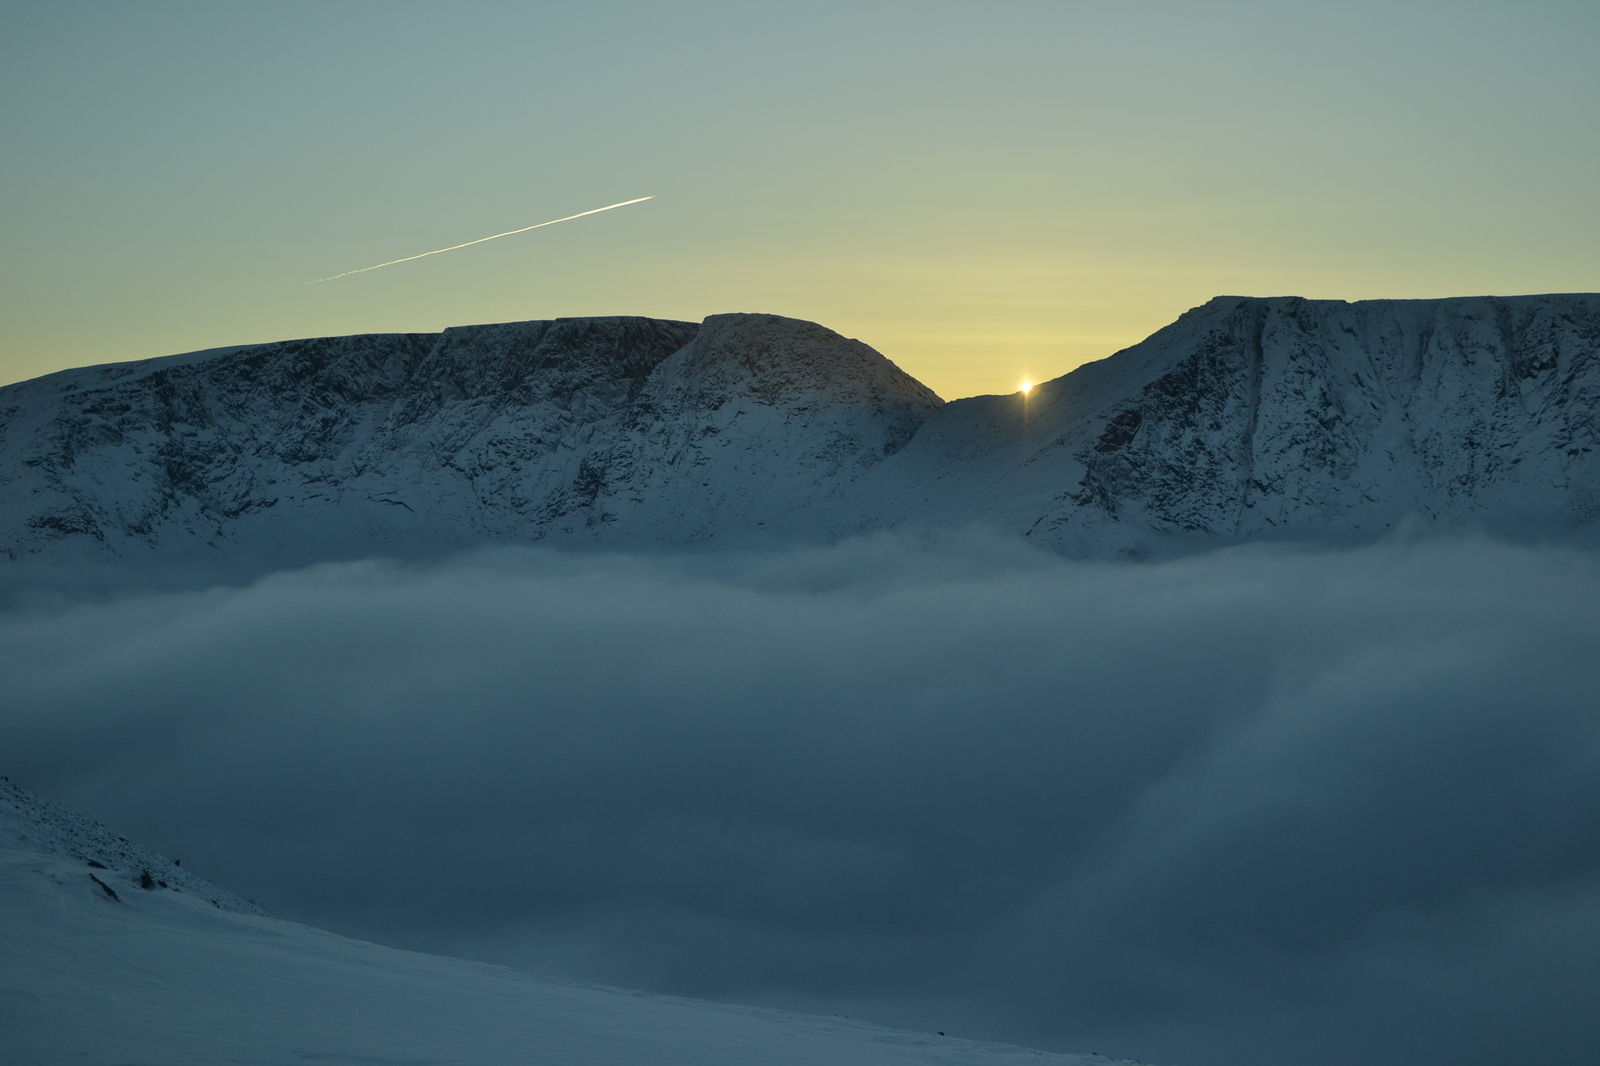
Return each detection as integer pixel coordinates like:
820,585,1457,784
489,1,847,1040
3,1,1597,398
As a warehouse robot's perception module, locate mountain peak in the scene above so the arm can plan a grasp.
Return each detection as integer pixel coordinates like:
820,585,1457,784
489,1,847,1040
662,313,944,411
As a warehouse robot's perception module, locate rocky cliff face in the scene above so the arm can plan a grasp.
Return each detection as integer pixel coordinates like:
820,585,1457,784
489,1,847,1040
2,295,1597,573
572,313,945,543
863,294,1600,554
0,313,941,567
1082,295,1600,534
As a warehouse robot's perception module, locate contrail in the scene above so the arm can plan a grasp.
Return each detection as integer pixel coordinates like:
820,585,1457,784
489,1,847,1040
309,196,654,283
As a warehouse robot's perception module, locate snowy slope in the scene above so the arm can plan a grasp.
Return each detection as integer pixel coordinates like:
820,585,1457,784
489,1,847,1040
0,778,265,916
0,783,1129,1066
2,295,1597,572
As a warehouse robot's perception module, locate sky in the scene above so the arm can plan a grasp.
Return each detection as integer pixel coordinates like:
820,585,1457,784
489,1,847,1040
3,1,1598,398
4,533,1600,1066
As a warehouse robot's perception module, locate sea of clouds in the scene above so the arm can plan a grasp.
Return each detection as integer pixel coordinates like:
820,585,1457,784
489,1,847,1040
3,530,1598,1066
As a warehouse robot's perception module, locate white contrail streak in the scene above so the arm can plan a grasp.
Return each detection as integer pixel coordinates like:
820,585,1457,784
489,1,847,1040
309,196,654,283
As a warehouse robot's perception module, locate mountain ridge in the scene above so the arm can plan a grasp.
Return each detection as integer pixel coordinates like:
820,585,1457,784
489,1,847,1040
2,294,1597,576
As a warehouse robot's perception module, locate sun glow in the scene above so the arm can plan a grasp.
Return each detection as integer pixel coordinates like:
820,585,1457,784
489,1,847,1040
1020,380,1033,394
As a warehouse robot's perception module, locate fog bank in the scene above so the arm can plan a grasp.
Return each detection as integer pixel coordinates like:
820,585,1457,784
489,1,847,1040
4,532,1598,1066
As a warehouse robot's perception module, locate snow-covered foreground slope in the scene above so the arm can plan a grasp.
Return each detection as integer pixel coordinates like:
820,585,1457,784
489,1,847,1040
0,778,265,917
0,783,1126,1066
2,294,1597,574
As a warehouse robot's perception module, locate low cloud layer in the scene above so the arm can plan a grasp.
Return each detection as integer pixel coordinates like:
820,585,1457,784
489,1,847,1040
4,533,1599,1066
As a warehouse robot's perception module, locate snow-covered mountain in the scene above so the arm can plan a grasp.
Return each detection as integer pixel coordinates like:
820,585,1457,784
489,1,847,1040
3,295,1597,573
0,780,1129,1066
867,294,1600,554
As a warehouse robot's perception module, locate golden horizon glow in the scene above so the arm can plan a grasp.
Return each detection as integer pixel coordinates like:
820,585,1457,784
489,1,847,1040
3,7,1596,399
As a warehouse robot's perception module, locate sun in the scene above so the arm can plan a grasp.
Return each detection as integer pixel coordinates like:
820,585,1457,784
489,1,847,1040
1020,380,1033,395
